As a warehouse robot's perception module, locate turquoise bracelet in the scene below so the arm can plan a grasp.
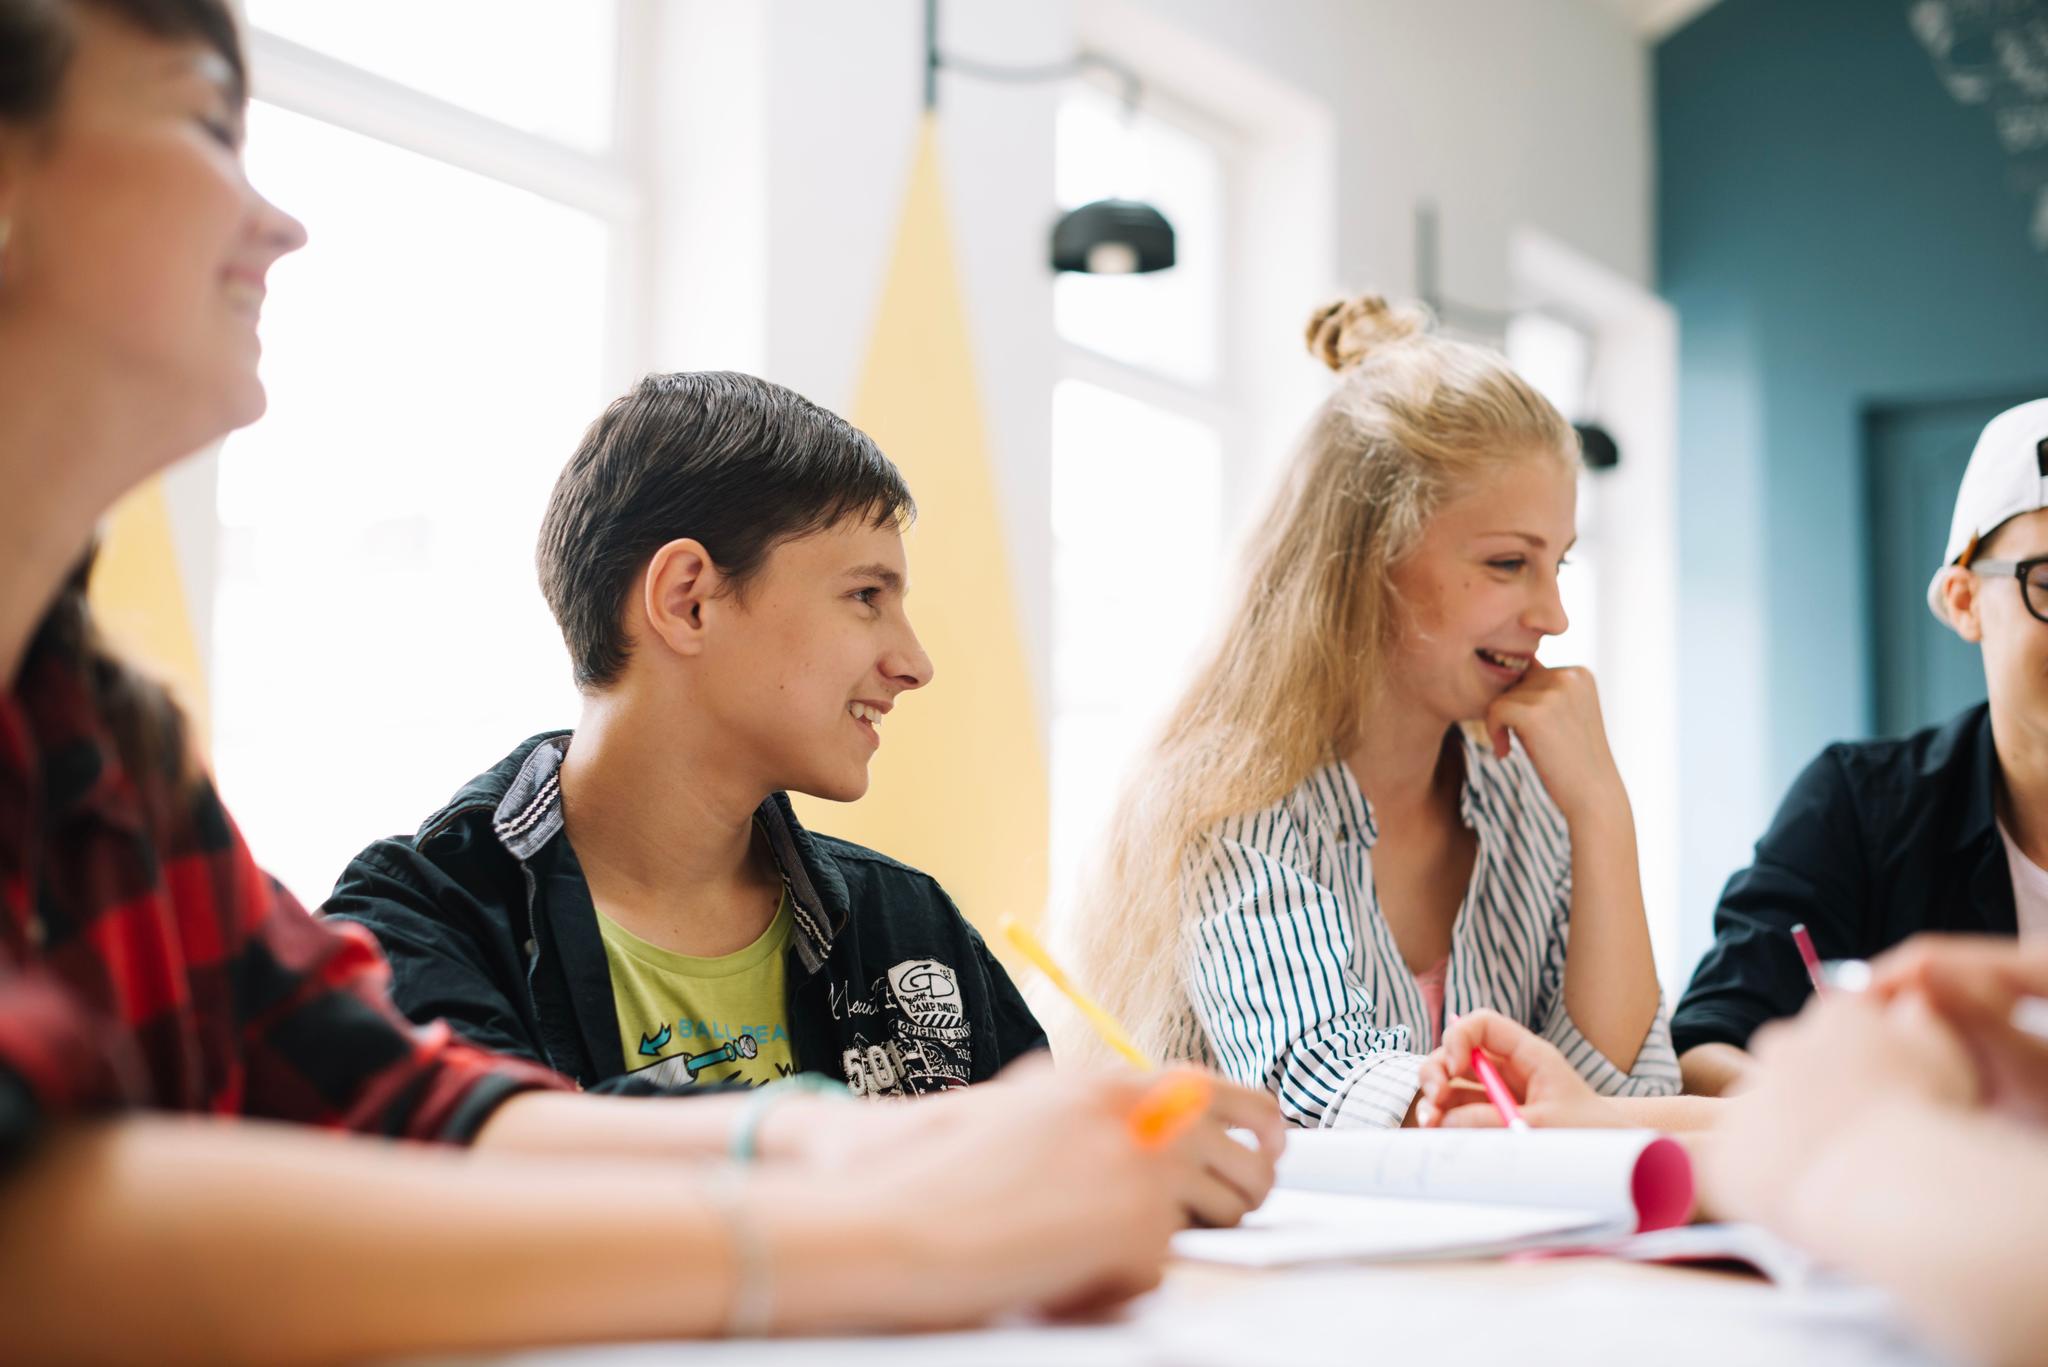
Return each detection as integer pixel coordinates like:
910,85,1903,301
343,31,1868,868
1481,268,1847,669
728,1072,854,1163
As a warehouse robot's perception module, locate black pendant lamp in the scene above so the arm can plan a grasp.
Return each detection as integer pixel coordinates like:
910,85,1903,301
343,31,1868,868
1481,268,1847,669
1574,423,1621,472
925,0,1177,276
1050,198,1176,275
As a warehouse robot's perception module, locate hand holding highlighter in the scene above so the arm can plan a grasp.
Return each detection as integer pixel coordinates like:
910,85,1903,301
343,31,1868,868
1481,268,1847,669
1127,1071,1215,1149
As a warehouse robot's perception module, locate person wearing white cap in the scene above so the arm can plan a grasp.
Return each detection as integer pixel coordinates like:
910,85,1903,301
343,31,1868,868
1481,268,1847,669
1671,398,2048,1096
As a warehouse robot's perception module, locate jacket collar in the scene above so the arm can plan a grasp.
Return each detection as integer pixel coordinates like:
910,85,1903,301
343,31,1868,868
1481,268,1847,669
1937,703,2020,936
452,732,849,975
1942,703,2002,855
750,790,848,976
489,734,571,860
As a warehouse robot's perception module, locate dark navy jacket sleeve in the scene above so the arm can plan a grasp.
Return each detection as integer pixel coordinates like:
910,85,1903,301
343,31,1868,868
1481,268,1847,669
322,837,561,1074
1672,747,1869,1054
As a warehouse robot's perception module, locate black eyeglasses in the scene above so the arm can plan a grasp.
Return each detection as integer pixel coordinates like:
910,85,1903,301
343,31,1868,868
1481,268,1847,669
1971,557,2048,624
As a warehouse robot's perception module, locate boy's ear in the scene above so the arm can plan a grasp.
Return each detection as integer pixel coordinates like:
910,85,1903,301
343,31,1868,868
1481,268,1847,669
641,538,719,658
1940,566,1986,644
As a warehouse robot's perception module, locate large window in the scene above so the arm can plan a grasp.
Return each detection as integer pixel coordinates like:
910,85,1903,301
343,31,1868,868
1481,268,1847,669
1049,83,1240,912
242,0,620,149
213,7,641,906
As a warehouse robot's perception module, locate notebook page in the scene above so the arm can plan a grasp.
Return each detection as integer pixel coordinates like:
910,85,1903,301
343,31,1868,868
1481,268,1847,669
1276,1127,1693,1230
1549,1222,1824,1288
1173,1188,1622,1267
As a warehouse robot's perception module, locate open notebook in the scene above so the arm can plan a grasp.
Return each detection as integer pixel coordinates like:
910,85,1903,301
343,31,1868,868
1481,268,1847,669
1174,1127,1694,1268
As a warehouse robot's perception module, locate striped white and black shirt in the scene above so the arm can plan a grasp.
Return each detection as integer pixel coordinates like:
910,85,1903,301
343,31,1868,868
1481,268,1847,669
1179,730,1681,1129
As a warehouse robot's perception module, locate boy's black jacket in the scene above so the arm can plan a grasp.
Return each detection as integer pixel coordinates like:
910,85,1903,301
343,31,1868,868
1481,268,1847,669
1673,701,2019,1056
322,733,1047,1096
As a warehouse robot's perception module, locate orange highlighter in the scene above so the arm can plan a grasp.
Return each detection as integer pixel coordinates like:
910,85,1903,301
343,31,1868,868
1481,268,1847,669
1126,1070,1215,1150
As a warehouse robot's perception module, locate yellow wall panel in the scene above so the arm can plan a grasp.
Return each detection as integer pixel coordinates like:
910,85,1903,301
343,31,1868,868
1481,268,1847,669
791,117,1049,948
87,477,210,752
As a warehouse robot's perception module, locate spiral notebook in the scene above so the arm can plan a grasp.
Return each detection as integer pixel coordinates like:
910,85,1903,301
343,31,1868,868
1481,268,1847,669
1173,1127,1695,1268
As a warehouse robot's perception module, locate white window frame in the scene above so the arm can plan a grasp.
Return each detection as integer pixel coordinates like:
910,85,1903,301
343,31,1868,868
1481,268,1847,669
1053,73,1249,472
1510,229,1685,1000
1042,15,1336,930
196,11,658,903
1046,70,1253,917
244,6,654,400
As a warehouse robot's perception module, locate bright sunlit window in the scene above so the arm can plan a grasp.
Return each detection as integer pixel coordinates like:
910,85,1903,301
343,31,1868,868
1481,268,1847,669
1051,384,1225,893
212,21,637,907
242,0,620,150
1049,80,1237,913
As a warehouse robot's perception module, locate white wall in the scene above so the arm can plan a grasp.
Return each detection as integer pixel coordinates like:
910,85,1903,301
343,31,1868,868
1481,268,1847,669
649,0,1071,720
649,0,1657,739
1513,229,1685,997
1131,0,1654,299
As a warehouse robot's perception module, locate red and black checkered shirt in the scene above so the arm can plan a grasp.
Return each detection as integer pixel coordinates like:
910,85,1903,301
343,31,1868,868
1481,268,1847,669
0,642,572,1168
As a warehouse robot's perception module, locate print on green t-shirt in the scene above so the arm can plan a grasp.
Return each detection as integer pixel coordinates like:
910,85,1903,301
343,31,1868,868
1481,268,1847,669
596,892,797,1089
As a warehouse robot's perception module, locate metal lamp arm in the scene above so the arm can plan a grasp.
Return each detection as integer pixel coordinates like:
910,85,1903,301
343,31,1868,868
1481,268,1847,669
924,0,1141,113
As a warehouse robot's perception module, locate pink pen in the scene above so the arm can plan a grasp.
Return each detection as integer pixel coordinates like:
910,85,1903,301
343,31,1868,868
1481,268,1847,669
1469,1047,1529,1132
1790,923,1827,997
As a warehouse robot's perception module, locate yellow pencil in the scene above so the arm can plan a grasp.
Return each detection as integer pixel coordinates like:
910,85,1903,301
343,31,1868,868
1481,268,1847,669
999,916,1155,1070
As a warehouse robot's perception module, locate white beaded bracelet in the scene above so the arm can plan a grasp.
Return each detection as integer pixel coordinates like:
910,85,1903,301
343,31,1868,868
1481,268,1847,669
704,1170,776,1338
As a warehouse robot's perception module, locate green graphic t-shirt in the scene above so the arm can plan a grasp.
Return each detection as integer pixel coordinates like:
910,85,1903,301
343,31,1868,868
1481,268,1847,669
596,892,796,1089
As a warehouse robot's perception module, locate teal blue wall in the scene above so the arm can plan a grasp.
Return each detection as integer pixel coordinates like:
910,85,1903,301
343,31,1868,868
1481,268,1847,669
1659,0,2048,968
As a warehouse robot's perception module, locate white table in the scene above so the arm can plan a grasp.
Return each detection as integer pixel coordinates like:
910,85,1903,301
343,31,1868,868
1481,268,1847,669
417,1254,1950,1366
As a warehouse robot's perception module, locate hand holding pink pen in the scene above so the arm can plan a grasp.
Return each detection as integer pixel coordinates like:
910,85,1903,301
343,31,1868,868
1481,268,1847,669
1429,1012,1534,1130
1469,1048,1530,1131
1417,1010,1615,1129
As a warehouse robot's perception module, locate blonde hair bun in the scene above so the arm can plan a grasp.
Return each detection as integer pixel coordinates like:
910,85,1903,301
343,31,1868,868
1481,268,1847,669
1305,293,1429,373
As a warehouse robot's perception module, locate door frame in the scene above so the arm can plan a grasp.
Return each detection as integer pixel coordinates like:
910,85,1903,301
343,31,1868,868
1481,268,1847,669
1862,382,2048,737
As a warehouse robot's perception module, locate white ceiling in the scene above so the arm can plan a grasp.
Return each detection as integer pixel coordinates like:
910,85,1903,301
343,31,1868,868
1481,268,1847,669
1591,0,1725,41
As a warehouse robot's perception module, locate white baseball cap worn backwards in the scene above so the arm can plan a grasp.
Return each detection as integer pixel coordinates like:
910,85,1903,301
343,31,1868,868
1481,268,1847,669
1927,398,2048,627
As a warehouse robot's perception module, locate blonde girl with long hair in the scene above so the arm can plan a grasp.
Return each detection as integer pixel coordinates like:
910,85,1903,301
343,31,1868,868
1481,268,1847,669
1057,292,1681,1128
